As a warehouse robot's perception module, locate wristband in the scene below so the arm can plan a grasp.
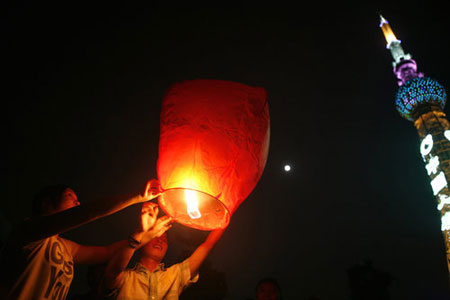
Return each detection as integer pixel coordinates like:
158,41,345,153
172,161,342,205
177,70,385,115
128,235,141,249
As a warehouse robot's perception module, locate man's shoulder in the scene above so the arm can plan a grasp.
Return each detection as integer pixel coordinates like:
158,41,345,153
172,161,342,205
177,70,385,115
125,263,150,276
55,236,79,255
167,259,189,268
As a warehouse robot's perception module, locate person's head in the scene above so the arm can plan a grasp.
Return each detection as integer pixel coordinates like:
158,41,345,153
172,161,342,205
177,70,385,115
255,278,281,300
140,232,168,263
32,185,80,216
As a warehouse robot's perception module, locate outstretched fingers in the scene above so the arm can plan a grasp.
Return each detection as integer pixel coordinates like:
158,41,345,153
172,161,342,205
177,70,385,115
144,179,162,200
152,216,173,238
140,202,159,232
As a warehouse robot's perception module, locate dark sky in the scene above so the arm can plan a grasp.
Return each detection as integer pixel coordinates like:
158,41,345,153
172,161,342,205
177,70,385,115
4,1,450,299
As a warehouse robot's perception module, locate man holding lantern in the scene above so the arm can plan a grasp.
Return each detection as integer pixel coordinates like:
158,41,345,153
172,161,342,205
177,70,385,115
0,180,160,300
103,191,225,300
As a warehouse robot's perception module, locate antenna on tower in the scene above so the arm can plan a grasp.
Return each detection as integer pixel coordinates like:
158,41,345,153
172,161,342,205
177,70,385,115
379,14,422,85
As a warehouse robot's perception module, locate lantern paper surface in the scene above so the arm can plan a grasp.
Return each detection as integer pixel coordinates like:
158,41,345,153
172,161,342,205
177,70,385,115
157,79,270,230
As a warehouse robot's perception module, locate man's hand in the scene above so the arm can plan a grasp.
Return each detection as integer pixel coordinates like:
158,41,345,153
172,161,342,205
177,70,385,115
140,215,172,245
131,179,162,205
148,215,172,238
140,202,159,232
134,202,172,246
144,179,161,200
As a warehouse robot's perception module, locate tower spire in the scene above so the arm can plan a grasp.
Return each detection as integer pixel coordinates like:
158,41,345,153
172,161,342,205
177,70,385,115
379,14,423,86
379,15,399,49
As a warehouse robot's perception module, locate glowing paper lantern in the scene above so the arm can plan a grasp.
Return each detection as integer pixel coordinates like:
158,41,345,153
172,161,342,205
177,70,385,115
157,79,270,230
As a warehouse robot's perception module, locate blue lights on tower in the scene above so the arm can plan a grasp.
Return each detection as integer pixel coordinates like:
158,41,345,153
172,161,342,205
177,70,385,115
395,77,447,121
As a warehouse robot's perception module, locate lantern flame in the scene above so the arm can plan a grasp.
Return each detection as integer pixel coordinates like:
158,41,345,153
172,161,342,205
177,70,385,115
185,189,202,219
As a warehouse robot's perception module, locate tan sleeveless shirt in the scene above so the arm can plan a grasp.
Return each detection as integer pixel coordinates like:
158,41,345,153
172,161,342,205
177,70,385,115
7,235,75,300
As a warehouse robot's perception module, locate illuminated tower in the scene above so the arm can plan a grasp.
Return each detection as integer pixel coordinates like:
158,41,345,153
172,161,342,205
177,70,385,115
379,15,450,274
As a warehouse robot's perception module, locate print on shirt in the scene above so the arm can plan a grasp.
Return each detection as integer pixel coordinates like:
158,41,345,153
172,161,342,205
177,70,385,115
44,239,74,300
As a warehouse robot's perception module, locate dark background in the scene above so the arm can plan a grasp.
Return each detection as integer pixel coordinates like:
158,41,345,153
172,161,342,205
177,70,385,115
4,1,450,299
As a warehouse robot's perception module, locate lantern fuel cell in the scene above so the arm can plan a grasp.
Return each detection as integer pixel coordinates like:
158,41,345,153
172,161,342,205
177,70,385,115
159,188,225,228
157,79,270,230
185,189,201,219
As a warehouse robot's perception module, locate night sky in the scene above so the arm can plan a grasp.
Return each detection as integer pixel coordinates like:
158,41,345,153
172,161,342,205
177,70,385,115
4,1,450,299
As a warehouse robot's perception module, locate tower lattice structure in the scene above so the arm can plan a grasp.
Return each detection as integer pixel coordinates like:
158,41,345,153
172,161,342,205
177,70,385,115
379,15,450,275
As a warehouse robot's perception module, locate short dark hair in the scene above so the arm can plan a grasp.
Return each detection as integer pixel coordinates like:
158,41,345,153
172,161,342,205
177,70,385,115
32,184,69,216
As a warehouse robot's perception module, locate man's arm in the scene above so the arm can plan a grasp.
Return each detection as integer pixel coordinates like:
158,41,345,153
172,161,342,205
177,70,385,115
102,237,140,290
187,228,225,277
16,180,160,245
62,239,128,265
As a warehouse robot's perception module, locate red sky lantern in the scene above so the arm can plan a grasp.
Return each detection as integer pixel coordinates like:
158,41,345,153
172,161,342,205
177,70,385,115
157,79,270,230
